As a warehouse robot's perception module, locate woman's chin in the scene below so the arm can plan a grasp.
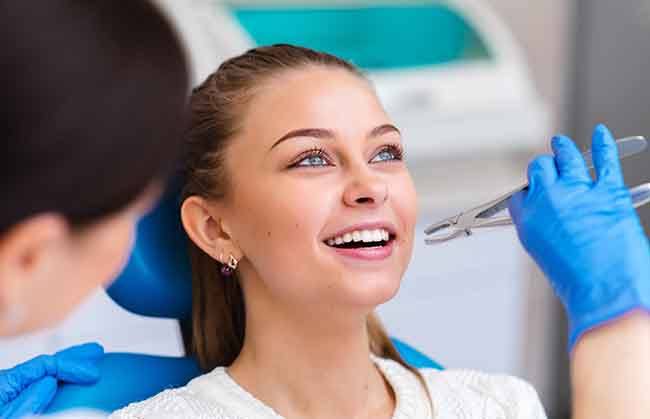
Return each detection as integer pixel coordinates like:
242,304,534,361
342,272,402,308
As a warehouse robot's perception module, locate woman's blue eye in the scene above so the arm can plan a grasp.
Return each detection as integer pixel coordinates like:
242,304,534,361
370,146,402,163
295,153,329,167
291,145,402,168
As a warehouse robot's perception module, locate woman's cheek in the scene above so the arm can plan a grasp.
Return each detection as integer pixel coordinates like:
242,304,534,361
395,175,418,252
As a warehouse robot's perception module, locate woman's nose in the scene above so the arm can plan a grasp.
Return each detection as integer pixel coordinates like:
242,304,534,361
342,169,388,208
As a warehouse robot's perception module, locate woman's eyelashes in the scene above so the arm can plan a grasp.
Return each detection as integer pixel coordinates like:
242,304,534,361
370,144,404,163
290,146,331,168
288,144,404,169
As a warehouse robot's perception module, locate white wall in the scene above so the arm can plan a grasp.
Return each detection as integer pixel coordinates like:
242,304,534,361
482,0,575,121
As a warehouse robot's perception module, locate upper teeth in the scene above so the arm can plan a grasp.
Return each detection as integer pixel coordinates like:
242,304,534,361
327,228,390,246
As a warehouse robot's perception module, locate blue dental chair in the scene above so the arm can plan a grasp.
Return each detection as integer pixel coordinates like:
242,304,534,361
45,178,442,414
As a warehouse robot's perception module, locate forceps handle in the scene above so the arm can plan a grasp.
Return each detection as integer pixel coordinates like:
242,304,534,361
631,182,650,209
425,182,650,244
475,136,647,219
474,182,650,227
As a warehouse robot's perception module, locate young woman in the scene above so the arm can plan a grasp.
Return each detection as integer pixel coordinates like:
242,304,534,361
112,45,650,419
0,1,189,417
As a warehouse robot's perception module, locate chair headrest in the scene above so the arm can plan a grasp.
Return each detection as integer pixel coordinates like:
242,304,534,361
107,176,193,319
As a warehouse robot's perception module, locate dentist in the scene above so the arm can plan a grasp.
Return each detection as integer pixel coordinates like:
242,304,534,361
0,1,189,417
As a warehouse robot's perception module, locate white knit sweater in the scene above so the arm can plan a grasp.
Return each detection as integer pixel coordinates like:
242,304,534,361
110,357,547,419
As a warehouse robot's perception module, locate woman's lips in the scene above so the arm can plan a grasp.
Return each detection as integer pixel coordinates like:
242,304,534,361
328,239,395,261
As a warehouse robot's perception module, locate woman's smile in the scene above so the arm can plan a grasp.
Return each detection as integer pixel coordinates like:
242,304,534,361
322,221,397,261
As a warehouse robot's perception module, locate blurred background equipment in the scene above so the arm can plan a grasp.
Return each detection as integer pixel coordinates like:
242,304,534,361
569,0,650,234
4,1,649,418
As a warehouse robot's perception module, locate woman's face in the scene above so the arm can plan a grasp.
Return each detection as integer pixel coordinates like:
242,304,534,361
221,66,417,313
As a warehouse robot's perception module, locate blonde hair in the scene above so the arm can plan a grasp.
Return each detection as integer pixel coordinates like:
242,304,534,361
182,45,430,401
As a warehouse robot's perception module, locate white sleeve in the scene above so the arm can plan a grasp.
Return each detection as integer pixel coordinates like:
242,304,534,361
421,369,547,419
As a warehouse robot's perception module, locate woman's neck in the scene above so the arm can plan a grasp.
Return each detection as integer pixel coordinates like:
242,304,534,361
227,304,395,419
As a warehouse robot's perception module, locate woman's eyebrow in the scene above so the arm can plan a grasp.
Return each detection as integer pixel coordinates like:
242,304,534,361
369,124,401,138
270,124,401,150
270,128,335,150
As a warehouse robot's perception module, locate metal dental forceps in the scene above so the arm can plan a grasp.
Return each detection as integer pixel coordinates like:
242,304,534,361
424,136,650,245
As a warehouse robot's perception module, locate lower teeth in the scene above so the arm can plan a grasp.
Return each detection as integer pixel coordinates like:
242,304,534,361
333,241,387,249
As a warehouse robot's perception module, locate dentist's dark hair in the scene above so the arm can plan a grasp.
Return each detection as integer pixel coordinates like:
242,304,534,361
0,0,189,234
182,45,429,391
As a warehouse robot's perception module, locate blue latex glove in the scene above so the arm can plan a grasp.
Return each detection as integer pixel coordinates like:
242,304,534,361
0,343,104,418
509,124,650,351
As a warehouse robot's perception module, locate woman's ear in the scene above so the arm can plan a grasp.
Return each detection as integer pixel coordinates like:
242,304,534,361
0,214,68,316
181,196,240,263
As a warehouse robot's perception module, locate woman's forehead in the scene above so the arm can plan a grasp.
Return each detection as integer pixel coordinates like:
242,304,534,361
241,67,389,145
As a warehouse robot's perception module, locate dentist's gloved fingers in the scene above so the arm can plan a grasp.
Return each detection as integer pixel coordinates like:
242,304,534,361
551,135,592,183
512,123,650,353
592,124,625,187
0,377,57,419
0,356,56,403
0,343,104,404
54,342,104,383
527,155,558,193
507,190,526,226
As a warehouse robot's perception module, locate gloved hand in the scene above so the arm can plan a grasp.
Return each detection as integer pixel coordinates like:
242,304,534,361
0,342,104,418
508,124,650,351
